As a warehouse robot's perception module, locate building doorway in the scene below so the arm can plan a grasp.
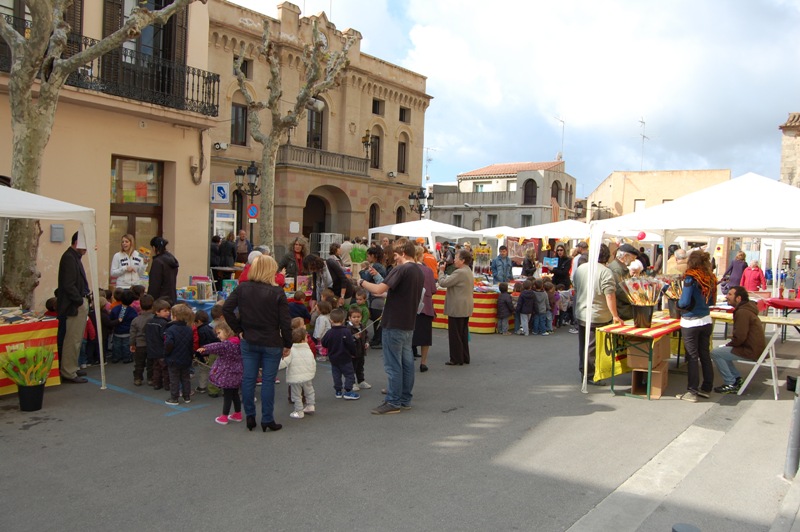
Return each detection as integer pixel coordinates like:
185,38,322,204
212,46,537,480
303,195,327,237
109,157,162,277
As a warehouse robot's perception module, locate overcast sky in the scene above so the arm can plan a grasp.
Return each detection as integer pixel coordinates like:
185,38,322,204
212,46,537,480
229,0,800,196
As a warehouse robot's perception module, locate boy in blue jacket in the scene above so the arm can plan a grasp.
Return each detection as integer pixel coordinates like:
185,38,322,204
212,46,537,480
164,304,195,405
109,290,138,363
321,308,360,400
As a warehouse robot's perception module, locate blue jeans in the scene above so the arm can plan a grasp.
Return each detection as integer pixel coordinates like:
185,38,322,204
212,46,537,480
112,334,131,362
519,314,530,335
546,311,553,332
497,316,509,334
533,314,547,335
710,345,745,385
382,328,414,407
240,339,283,422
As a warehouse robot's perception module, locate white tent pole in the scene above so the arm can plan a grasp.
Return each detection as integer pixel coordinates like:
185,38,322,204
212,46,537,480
82,220,106,390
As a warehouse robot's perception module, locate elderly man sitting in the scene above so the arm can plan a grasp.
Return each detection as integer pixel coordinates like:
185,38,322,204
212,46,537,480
710,286,766,394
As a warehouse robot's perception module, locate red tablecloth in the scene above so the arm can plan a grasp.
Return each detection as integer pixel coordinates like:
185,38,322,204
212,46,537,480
766,298,800,311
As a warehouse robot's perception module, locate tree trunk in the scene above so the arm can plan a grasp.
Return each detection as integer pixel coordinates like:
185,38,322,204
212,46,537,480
0,92,58,308
258,136,280,250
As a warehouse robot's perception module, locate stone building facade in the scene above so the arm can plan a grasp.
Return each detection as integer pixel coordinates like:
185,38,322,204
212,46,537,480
208,1,431,258
780,113,800,186
430,161,579,230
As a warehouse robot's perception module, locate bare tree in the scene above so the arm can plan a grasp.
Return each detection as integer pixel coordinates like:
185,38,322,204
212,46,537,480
0,0,206,307
234,19,354,250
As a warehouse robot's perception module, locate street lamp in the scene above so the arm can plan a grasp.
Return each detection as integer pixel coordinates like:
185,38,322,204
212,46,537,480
234,161,262,242
408,187,434,219
361,129,372,159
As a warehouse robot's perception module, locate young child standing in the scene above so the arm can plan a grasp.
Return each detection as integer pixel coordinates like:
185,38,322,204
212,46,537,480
197,322,243,425
353,289,371,327
279,326,317,419
515,280,535,336
193,310,219,396
129,294,154,386
145,299,172,390
313,300,333,362
348,307,371,392
544,281,557,333
164,304,195,404
109,290,138,363
288,291,312,323
496,282,514,335
532,279,551,336
321,308,359,400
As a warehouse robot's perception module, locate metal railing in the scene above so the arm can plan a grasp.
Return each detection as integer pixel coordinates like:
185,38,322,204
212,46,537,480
277,144,369,176
0,15,219,117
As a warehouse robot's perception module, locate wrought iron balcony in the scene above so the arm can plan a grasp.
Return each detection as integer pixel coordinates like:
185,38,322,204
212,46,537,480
277,144,369,177
0,15,219,117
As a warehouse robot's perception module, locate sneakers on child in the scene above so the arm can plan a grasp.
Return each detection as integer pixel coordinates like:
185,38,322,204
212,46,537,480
183,397,191,404
352,383,360,391
541,332,551,336
335,390,343,399
227,412,243,422
195,386,207,394
215,415,229,425
359,381,372,389
569,328,579,334
275,378,280,384
290,410,305,419
165,397,179,405
303,405,315,414
343,391,360,400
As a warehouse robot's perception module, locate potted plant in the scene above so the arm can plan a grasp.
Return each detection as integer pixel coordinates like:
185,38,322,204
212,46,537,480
0,345,55,411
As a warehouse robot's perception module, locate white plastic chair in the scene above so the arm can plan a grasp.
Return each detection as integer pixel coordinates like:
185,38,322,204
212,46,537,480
737,331,781,400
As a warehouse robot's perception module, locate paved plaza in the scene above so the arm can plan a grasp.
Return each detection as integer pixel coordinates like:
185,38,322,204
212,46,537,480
1,324,798,531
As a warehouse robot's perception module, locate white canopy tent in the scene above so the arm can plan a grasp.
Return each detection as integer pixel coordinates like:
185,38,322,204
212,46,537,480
508,219,590,240
581,173,800,392
0,187,107,389
368,219,481,246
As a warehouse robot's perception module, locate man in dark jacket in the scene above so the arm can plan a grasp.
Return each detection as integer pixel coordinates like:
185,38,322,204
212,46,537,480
711,286,766,393
57,231,90,383
607,243,638,321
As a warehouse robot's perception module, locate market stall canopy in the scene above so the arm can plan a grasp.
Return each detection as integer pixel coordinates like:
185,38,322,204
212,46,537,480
591,173,800,240
0,187,107,388
581,172,800,392
475,226,519,239
508,219,590,240
368,219,480,245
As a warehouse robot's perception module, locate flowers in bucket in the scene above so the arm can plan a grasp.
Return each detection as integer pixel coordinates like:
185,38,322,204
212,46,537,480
660,275,683,300
0,343,55,386
620,277,663,306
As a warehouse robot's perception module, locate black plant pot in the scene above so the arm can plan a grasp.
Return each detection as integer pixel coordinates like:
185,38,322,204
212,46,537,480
17,383,45,412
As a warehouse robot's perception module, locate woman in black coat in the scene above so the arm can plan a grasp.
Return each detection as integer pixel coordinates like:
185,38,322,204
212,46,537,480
551,244,572,288
219,232,236,267
147,237,179,304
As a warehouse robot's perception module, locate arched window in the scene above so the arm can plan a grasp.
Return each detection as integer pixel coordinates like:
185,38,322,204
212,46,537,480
397,132,409,174
551,181,562,203
396,207,406,223
307,105,323,150
523,179,537,205
369,203,380,229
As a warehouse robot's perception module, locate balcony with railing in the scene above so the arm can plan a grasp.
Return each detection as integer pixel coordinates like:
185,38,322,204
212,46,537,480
277,144,369,177
0,16,219,117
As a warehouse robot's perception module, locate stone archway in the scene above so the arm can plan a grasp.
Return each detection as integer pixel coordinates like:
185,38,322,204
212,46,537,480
303,184,353,238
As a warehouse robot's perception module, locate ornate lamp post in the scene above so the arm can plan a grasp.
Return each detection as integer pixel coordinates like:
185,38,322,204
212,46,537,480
234,161,261,242
361,129,372,159
408,187,434,219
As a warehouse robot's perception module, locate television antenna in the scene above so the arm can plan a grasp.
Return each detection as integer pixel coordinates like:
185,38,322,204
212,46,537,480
554,115,565,158
639,117,649,171
424,146,439,182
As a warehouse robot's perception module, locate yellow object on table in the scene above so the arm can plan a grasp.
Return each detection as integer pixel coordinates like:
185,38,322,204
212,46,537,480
0,321,60,396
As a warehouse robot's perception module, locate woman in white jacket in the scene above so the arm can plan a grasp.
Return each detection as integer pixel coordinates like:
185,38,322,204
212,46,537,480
110,234,146,289
279,326,317,419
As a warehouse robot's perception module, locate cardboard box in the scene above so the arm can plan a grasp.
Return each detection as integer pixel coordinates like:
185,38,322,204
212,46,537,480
630,360,669,399
625,336,670,369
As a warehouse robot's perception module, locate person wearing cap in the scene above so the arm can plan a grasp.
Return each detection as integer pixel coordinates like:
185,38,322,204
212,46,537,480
570,241,589,285
490,245,513,284
608,243,638,321
57,231,90,383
